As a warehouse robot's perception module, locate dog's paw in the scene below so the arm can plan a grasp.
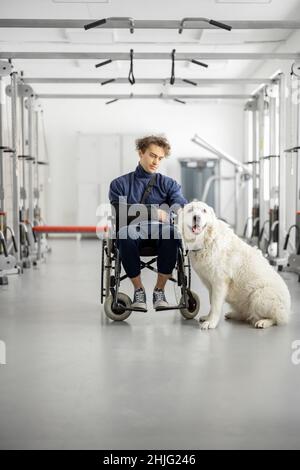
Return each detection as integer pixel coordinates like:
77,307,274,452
199,314,210,322
254,319,275,329
200,319,218,330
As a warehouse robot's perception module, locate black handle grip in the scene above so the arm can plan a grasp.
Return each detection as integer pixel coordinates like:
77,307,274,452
31,227,37,243
95,59,112,69
174,98,186,104
105,99,119,105
84,18,106,31
11,233,18,252
101,79,116,86
0,234,8,257
283,234,289,250
258,226,265,243
191,59,208,68
209,20,232,31
182,79,198,86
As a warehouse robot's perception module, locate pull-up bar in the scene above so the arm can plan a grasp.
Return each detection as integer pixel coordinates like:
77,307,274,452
1,52,300,60
84,16,232,33
0,19,300,29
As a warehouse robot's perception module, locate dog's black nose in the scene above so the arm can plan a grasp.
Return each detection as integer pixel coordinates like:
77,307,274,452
193,214,201,225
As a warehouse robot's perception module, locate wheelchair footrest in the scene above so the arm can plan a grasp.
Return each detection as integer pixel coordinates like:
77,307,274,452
155,303,186,311
113,302,147,313
127,306,148,312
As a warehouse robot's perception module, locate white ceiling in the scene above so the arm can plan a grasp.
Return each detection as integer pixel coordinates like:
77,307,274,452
1,0,300,20
0,0,300,93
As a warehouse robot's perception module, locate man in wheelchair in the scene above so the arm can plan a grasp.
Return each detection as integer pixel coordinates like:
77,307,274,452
109,135,187,312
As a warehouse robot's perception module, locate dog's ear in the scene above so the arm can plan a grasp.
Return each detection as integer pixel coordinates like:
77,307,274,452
176,206,189,241
205,221,217,242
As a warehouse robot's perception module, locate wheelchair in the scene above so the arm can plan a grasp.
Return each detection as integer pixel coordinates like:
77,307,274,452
100,203,200,321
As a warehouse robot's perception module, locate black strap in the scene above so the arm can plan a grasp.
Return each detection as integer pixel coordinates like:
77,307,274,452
140,174,157,204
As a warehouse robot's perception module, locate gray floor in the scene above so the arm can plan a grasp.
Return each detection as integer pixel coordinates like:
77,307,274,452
0,239,300,450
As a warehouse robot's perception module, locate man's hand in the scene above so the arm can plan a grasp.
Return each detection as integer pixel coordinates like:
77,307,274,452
157,209,169,222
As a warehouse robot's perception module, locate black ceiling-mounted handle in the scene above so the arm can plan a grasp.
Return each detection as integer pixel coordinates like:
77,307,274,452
101,79,116,86
84,18,107,31
170,49,176,85
174,98,186,104
191,59,208,68
128,49,135,85
182,79,198,86
209,19,232,31
179,17,232,34
106,98,119,105
84,17,134,33
95,59,112,69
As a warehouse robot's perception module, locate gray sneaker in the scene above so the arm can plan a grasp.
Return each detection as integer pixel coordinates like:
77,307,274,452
153,288,169,310
131,288,147,311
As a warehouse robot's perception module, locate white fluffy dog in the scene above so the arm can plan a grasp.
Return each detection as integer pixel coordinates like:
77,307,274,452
178,201,291,330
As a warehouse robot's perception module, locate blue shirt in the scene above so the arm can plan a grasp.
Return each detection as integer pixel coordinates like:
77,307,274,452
109,163,187,210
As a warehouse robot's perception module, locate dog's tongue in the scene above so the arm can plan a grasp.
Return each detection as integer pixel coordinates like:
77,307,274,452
192,225,202,234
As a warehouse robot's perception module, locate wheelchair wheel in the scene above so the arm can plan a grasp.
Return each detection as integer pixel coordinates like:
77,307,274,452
101,237,113,304
180,290,200,319
104,292,132,321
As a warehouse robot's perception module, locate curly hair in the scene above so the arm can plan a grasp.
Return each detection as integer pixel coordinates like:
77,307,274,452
135,135,171,157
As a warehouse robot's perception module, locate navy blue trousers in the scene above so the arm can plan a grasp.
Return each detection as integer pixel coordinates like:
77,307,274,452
117,222,181,279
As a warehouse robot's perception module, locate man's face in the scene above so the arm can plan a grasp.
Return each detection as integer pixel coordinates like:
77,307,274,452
139,144,166,174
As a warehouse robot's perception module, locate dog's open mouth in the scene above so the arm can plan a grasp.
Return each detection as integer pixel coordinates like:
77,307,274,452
191,214,203,234
192,224,202,234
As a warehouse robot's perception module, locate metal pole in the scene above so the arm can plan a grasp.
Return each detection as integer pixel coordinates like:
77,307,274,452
1,19,300,30
269,94,277,208
23,77,274,85
234,168,239,233
258,89,266,235
192,134,251,175
35,93,251,100
278,74,287,260
10,71,20,261
20,93,26,214
296,78,300,249
0,77,4,212
27,96,34,223
216,161,221,218
268,86,279,257
252,99,259,234
34,107,39,211
1,52,300,60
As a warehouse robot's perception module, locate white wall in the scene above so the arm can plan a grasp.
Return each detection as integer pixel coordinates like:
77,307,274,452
44,98,245,228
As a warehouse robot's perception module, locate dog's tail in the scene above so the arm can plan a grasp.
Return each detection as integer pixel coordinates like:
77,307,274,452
249,286,290,325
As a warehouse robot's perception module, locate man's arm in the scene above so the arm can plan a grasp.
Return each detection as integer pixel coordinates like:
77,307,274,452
108,178,126,203
167,179,188,209
156,179,187,223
